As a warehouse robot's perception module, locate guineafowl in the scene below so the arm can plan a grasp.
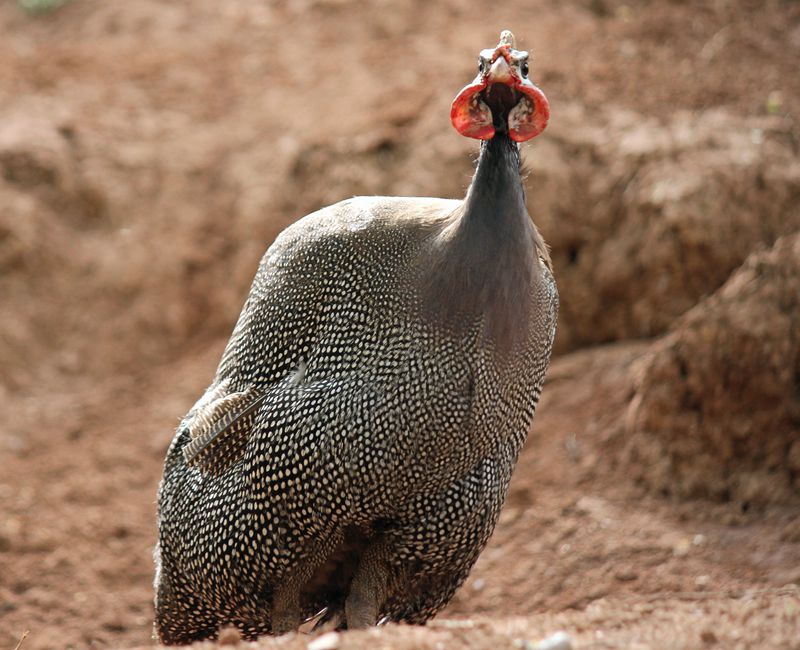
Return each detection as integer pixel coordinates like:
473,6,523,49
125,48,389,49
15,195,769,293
154,30,557,644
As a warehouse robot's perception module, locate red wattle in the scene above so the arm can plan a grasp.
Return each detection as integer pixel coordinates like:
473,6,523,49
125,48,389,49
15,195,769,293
509,84,550,142
450,81,494,140
450,78,550,142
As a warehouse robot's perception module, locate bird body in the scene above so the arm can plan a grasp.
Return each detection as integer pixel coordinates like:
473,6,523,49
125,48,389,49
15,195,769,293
155,32,557,644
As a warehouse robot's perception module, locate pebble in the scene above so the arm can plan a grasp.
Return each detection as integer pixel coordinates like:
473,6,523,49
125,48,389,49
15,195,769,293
700,628,717,644
308,631,341,650
695,574,711,589
535,631,574,650
615,569,639,582
673,538,692,557
217,625,241,645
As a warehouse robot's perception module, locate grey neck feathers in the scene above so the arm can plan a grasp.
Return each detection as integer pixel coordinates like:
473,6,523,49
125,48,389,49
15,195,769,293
463,133,527,230
420,134,548,350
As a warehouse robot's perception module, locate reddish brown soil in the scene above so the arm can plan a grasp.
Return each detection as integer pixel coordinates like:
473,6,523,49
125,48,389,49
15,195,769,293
1,1,799,649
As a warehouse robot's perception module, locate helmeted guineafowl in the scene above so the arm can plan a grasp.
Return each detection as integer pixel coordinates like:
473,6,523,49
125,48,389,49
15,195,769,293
154,29,557,644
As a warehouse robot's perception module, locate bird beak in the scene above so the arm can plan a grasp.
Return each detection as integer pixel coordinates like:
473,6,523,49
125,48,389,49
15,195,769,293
487,56,513,84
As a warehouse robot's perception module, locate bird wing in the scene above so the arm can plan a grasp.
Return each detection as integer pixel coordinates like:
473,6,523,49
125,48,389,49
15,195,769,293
182,386,267,475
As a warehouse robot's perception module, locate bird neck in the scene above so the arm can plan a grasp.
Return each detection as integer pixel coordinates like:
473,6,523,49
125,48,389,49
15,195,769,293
420,133,544,350
461,133,527,230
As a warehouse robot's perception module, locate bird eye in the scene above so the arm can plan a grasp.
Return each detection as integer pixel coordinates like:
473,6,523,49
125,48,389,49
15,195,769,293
521,61,529,77
478,58,484,73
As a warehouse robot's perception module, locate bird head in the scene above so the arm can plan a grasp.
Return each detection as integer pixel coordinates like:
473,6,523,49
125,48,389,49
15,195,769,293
450,30,549,142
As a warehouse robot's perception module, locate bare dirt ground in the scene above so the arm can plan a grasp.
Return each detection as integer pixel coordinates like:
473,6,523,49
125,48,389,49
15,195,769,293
1,1,799,648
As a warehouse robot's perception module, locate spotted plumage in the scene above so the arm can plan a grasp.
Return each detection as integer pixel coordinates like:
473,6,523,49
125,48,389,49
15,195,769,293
155,31,557,645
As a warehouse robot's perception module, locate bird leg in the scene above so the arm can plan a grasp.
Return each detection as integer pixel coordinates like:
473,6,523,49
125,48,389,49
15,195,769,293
345,540,391,629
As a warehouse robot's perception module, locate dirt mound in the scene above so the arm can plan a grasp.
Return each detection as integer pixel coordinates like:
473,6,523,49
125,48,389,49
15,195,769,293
624,233,800,504
534,107,800,352
0,108,113,388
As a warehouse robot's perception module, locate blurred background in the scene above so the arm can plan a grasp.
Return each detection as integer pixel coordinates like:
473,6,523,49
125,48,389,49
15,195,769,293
1,0,798,648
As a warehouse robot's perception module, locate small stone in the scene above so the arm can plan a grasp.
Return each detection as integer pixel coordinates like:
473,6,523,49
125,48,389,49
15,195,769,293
535,631,574,650
308,631,341,650
217,625,241,645
615,569,638,582
695,575,711,589
766,90,783,115
700,628,717,644
472,578,486,591
673,538,692,557
564,433,581,463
